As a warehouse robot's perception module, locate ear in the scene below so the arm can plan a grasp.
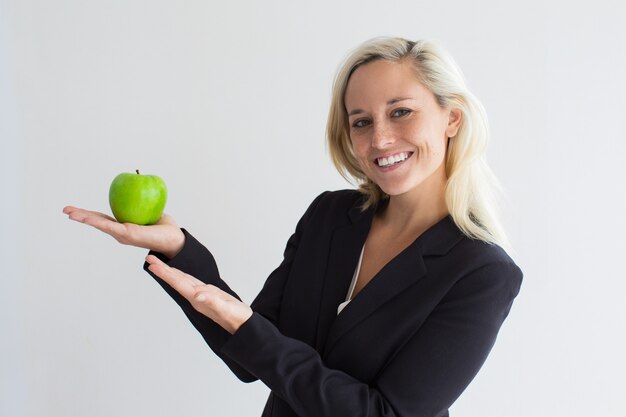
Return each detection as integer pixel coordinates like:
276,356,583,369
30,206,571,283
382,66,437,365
445,107,463,138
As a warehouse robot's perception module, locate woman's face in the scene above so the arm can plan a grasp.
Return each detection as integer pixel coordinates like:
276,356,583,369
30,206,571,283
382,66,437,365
344,59,461,197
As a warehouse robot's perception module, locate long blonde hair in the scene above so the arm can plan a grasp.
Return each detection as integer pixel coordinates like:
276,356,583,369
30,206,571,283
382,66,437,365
326,37,513,253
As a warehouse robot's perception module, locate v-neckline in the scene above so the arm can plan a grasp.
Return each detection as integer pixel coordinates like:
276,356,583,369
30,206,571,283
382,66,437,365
336,243,366,315
346,243,365,301
347,199,452,307
317,191,464,353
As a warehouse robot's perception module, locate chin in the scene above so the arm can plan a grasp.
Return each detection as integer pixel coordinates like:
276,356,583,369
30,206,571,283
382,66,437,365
377,183,414,197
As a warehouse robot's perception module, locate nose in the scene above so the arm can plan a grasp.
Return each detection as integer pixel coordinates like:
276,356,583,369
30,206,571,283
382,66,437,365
371,120,395,149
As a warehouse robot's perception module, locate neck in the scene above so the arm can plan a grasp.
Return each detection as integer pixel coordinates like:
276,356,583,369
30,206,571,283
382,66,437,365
377,165,449,237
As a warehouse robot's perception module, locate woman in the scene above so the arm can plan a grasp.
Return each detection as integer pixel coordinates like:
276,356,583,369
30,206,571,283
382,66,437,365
64,37,523,417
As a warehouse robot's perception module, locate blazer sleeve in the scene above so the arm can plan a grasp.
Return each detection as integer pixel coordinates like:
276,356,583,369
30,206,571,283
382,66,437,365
218,261,523,417
141,191,330,382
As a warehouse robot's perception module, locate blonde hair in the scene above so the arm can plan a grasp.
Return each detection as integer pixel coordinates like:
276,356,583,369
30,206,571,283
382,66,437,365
326,37,513,253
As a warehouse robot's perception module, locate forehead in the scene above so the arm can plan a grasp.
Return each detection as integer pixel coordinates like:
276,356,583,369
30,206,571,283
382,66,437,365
344,59,431,110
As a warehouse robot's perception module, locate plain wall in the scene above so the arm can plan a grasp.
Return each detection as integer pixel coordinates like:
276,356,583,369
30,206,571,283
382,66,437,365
2,0,625,416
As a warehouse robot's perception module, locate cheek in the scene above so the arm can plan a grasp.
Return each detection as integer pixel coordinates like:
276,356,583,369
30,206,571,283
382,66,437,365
350,137,369,159
414,138,446,163
411,125,447,161
348,143,367,172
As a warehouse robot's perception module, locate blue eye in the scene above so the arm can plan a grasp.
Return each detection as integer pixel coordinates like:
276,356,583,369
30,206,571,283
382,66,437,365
352,119,371,128
392,108,411,117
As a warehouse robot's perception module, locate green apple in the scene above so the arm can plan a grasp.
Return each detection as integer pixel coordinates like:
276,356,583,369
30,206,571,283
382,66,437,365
109,170,167,225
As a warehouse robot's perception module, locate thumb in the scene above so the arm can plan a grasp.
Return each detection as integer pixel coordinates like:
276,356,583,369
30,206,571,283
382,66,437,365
156,213,178,227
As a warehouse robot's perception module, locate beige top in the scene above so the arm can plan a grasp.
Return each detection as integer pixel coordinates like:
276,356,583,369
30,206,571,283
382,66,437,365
337,244,365,315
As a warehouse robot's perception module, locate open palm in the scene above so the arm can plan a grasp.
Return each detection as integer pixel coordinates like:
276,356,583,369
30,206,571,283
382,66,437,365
63,206,184,258
145,254,253,334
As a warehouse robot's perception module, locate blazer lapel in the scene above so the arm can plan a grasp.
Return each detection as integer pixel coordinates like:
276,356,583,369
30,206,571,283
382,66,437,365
320,198,465,358
313,198,376,352
322,238,427,358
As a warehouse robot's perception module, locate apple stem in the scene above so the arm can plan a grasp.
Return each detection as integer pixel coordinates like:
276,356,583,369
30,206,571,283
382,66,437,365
136,169,140,175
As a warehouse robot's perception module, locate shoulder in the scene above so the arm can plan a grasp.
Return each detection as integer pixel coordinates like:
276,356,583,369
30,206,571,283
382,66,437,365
287,189,362,238
310,188,362,207
449,235,524,297
454,235,517,267
301,188,363,221
424,217,523,299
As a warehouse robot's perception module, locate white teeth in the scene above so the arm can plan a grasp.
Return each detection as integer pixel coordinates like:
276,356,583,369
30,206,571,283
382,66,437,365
377,152,409,167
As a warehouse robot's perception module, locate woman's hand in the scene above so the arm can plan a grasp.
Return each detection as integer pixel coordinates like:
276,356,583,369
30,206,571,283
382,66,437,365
145,254,253,334
62,206,185,259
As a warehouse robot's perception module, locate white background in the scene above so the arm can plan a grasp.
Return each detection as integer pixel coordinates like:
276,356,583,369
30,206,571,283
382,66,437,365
2,1,625,416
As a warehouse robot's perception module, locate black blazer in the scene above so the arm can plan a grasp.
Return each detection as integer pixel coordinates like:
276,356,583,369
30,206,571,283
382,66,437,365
143,189,523,417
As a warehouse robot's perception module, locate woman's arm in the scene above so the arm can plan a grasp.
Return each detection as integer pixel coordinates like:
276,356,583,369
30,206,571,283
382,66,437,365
142,191,330,382
143,235,256,381
217,261,523,417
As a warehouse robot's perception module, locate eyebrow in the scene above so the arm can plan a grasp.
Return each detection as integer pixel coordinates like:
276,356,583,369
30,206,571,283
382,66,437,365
347,97,415,117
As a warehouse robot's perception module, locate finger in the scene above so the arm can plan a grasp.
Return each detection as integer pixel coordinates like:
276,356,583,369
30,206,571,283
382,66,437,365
97,212,118,222
191,286,252,334
81,215,126,235
183,272,206,287
65,207,117,224
64,206,90,219
193,285,223,303
161,259,205,287
63,205,96,215
145,254,207,287
145,255,197,298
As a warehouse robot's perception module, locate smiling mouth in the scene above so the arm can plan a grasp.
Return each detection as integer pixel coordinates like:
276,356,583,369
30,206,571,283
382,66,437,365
374,151,414,167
